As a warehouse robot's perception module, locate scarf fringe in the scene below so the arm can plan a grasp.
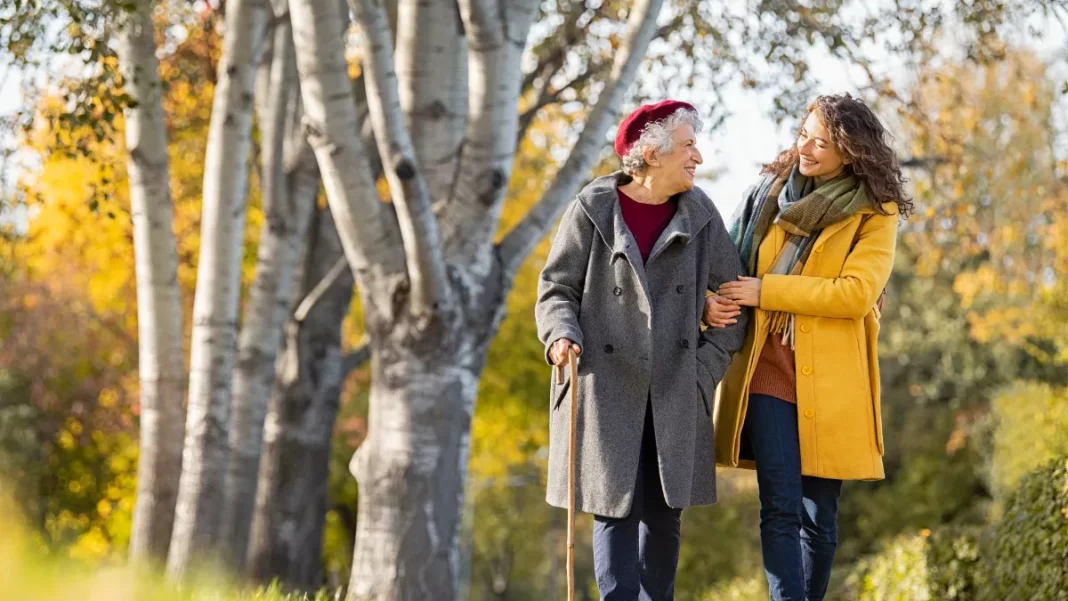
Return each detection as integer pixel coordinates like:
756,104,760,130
768,311,796,350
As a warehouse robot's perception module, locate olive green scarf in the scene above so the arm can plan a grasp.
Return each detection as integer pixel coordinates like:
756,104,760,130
729,164,871,346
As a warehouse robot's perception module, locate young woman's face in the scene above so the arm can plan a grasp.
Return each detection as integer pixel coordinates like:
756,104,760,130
796,111,850,183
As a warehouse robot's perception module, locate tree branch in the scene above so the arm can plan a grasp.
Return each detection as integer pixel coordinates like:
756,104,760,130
293,256,350,323
289,0,406,281
518,3,593,98
498,0,665,279
516,60,601,143
349,0,452,315
438,0,538,269
394,0,467,194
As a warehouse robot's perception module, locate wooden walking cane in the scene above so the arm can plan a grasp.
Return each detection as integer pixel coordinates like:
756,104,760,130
555,347,579,601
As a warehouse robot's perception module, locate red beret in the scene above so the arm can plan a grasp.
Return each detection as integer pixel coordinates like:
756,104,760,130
614,99,697,157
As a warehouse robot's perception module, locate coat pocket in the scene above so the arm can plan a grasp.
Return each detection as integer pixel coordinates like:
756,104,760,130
696,376,712,417
552,373,571,411
864,310,884,455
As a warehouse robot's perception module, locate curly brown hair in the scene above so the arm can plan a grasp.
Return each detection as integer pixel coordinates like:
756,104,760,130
762,93,914,218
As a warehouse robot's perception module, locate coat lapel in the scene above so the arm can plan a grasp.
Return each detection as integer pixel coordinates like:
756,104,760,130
757,209,869,276
646,186,713,266
811,212,859,250
578,172,718,301
577,173,651,299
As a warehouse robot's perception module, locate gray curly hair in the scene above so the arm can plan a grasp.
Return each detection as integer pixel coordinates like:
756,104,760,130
621,108,704,175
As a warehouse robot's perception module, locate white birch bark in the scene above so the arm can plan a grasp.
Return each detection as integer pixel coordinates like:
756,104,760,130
349,0,452,316
394,0,467,196
288,0,406,297
283,0,665,597
220,9,316,570
439,0,537,270
245,204,357,590
116,0,187,563
167,0,269,578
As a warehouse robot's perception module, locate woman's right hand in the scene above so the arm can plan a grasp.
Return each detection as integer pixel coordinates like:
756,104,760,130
550,338,582,366
703,293,742,328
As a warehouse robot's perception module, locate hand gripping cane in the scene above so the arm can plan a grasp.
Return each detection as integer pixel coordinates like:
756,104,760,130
554,347,579,601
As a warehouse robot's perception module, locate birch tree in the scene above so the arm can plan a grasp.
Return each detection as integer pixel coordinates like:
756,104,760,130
286,0,664,597
114,0,186,562
245,205,364,589
219,0,319,570
167,0,270,578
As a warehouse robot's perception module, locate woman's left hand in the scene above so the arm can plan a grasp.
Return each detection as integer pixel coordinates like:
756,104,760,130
717,276,762,307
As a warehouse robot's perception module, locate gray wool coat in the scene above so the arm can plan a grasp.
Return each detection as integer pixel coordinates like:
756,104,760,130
535,172,749,518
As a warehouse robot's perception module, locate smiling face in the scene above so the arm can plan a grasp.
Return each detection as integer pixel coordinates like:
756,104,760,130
796,111,851,183
645,123,702,195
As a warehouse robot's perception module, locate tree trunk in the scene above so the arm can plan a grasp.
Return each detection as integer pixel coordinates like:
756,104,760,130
346,268,506,601
347,355,479,601
221,9,315,571
246,204,356,590
286,0,664,596
168,0,268,578
116,0,187,563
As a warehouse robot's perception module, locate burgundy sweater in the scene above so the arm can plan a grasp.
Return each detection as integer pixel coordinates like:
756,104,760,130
618,189,676,262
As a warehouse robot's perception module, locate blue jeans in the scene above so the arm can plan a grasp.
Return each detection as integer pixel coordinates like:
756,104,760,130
744,394,843,601
593,404,682,601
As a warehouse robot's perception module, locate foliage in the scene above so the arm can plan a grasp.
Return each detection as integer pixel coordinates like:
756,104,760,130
835,406,989,565
840,527,984,601
0,498,343,600
831,47,1068,567
0,0,139,158
0,4,262,560
899,50,1068,370
676,481,763,595
990,382,1068,499
983,457,1068,601
698,576,766,601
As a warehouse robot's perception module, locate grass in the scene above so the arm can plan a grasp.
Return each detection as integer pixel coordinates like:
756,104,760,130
0,504,341,601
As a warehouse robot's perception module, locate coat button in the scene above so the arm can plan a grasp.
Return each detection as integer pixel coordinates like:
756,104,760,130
680,339,689,349
613,286,622,296
814,245,824,253
804,408,815,418
801,365,812,376
604,344,614,354
676,285,684,293
799,323,811,333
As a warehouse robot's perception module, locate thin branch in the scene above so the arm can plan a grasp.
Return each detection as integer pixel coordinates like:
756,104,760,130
437,0,538,265
519,3,593,97
293,256,349,323
349,0,452,315
516,60,602,143
498,0,665,279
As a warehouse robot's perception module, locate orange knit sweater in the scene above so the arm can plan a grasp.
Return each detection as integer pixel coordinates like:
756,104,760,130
749,332,797,403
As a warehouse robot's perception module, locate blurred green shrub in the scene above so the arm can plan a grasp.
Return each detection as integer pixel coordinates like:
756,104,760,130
983,456,1068,601
991,382,1068,499
840,526,984,601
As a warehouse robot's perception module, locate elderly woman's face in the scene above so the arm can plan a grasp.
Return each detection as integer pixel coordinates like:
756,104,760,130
646,123,702,194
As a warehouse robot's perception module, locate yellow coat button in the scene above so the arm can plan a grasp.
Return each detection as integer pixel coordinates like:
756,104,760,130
799,324,811,333
814,245,824,253
804,409,815,418
801,365,812,376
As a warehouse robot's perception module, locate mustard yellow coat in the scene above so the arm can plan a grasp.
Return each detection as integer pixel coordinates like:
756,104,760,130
714,202,899,481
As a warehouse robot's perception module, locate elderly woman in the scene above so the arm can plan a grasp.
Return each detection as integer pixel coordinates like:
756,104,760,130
535,100,748,601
